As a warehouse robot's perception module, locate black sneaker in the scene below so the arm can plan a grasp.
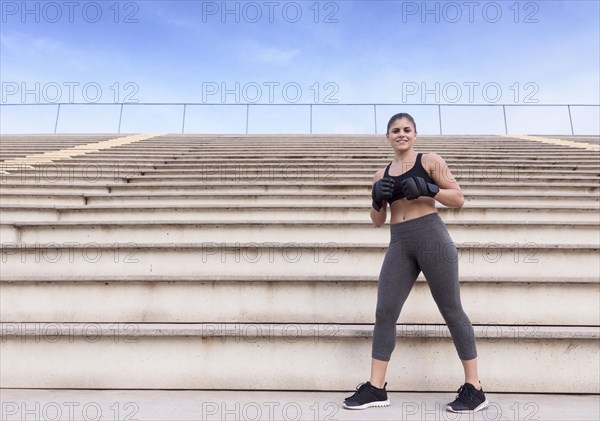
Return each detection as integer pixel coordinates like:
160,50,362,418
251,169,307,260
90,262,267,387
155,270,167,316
446,382,489,413
343,381,391,410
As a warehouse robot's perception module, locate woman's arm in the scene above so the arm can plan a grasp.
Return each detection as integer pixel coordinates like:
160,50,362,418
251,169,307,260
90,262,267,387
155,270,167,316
424,153,465,208
370,169,388,227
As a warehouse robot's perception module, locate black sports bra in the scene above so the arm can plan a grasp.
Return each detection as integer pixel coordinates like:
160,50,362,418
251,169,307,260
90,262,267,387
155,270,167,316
383,153,436,204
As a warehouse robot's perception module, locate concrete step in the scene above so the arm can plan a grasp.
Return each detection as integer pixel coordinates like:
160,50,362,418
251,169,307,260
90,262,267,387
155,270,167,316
11,142,596,149
12,156,600,166
5,158,591,169
1,185,112,194
1,135,583,145
5,141,573,148
1,241,597,279
0,137,118,147
6,147,596,158
2,133,597,396
17,150,581,158
1,389,598,421
2,139,592,146
2,192,599,207
2,204,600,223
2,134,597,145
50,140,598,147
3,220,598,245
1,194,87,206
2,275,597,326
3,172,600,185
1,183,598,196
1,322,598,392
4,161,600,173
17,141,593,151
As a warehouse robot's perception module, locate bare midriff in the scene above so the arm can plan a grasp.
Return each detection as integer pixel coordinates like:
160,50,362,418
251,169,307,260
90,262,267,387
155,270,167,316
388,196,437,224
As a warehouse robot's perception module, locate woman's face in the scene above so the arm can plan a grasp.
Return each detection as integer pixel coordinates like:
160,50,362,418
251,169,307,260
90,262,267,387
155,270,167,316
386,117,417,152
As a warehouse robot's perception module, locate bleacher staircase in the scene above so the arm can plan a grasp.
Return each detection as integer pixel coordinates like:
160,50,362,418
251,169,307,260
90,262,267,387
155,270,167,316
1,134,599,393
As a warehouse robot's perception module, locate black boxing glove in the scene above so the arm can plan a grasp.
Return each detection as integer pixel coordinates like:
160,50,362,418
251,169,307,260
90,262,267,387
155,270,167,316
371,177,395,211
399,176,439,200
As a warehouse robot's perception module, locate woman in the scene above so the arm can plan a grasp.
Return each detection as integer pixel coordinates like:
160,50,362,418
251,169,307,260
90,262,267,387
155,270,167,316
343,113,489,413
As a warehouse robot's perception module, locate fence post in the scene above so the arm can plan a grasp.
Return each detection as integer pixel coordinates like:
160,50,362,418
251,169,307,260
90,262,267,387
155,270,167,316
245,104,249,134
181,104,187,134
54,104,61,134
438,104,442,135
373,104,377,134
118,103,124,134
567,105,574,135
310,104,313,134
503,105,508,134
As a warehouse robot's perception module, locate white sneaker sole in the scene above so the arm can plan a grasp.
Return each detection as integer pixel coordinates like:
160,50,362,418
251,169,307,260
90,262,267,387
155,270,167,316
343,399,391,410
446,399,489,413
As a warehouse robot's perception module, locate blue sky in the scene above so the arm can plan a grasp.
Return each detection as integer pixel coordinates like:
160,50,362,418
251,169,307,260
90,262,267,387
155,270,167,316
1,0,599,134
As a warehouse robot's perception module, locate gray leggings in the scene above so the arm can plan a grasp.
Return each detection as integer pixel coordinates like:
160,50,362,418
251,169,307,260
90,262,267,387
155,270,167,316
372,212,478,361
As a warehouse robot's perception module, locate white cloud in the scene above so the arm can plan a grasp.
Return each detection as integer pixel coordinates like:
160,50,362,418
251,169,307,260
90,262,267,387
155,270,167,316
241,40,300,66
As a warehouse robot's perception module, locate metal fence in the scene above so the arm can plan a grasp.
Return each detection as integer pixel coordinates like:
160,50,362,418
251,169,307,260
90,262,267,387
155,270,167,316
1,102,599,135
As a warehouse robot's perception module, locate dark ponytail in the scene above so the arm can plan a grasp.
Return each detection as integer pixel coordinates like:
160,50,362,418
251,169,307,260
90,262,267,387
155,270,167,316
386,113,417,134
